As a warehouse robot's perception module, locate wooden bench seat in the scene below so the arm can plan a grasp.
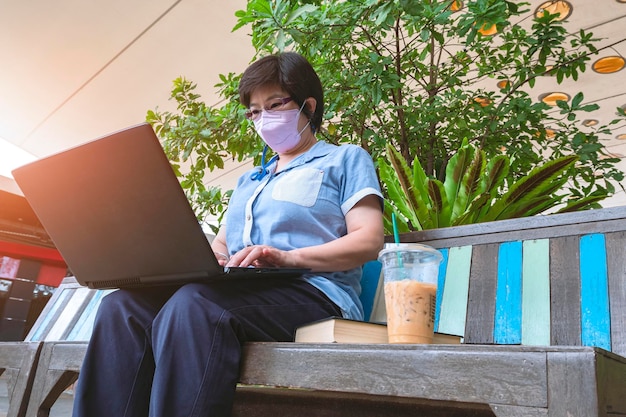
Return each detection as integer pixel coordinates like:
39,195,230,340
9,205,626,416
21,341,626,417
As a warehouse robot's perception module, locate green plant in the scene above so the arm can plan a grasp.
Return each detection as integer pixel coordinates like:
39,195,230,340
146,76,248,232
380,140,604,233
147,0,626,228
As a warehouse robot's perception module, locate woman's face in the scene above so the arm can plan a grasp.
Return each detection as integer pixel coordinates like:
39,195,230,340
247,85,312,134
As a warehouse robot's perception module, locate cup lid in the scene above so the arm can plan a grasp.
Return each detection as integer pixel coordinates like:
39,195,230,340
378,243,443,262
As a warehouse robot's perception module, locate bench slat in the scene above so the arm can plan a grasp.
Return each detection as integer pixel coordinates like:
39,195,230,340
66,290,112,341
580,234,611,351
436,245,471,337
607,231,626,357
433,248,448,330
44,287,93,341
464,243,498,344
549,235,582,346
359,261,382,322
26,288,74,342
240,343,549,407
521,239,551,346
494,241,523,344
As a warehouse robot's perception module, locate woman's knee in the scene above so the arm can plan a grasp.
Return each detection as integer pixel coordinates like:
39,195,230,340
97,290,138,316
95,287,174,326
158,283,222,316
153,283,234,331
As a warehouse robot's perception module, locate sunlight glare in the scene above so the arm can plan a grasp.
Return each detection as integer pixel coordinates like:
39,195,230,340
0,137,37,178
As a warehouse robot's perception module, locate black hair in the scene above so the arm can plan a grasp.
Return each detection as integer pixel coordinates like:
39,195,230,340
239,52,324,133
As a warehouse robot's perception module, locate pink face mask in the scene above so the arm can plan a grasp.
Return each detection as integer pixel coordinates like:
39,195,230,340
253,103,310,153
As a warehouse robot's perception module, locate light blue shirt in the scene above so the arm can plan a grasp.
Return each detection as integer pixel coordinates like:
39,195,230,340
225,141,383,320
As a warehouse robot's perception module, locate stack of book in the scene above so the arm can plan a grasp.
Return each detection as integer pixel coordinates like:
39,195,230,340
294,317,461,344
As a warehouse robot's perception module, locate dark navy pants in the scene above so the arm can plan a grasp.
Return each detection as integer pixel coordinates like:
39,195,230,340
71,278,341,417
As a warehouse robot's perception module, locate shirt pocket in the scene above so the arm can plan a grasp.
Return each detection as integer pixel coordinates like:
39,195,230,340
272,168,324,207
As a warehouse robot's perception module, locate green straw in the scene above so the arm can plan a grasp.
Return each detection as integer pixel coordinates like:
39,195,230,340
392,212,400,245
391,213,404,268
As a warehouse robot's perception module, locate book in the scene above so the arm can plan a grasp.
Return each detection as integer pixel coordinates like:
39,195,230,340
294,317,461,344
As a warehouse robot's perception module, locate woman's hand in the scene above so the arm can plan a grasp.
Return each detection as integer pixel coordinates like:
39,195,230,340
225,245,293,268
211,194,384,272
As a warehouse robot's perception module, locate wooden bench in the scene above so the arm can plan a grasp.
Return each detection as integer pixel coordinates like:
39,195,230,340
392,205,626,356
0,342,41,417
10,205,626,416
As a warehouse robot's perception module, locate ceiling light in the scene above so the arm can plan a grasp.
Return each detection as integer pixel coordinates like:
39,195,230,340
582,119,599,127
616,0,626,3
539,92,571,106
449,1,463,12
474,97,492,106
477,23,497,36
617,134,626,140
534,1,573,21
592,56,626,74
497,80,510,89
541,64,558,76
535,128,557,138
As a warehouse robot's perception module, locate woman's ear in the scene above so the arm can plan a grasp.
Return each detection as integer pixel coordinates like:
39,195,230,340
305,97,317,117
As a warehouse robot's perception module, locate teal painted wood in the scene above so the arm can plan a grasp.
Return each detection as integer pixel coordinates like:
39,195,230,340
579,234,611,350
28,286,74,341
494,241,523,344
360,261,382,322
434,248,449,332
521,239,551,346
437,245,472,337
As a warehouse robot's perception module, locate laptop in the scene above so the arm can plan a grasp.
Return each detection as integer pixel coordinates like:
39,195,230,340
12,123,309,289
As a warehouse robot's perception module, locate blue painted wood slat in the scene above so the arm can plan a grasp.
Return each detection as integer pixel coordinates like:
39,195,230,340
434,248,449,332
579,233,611,351
494,241,523,344
360,260,382,322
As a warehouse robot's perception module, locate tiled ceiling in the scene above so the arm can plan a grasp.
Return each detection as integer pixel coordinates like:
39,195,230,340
0,0,625,204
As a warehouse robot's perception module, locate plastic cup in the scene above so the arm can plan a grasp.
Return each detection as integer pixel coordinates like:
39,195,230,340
378,243,443,344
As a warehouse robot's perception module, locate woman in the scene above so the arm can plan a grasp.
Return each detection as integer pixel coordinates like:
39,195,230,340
72,52,384,417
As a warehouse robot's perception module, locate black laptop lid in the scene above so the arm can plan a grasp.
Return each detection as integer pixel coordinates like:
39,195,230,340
12,123,222,287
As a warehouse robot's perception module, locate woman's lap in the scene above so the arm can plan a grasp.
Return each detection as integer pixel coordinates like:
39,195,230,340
72,278,341,417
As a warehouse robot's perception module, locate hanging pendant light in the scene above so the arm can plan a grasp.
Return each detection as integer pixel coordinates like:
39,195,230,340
534,1,573,21
592,56,626,74
538,92,571,106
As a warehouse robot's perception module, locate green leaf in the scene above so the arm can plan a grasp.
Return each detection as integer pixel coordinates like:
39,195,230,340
481,155,578,221
571,91,584,108
556,194,607,213
384,144,434,229
285,4,317,24
427,178,451,228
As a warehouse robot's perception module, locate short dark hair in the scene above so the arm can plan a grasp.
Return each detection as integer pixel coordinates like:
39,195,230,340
239,52,324,133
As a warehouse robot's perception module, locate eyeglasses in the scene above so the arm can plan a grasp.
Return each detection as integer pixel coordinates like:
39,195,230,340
245,97,293,121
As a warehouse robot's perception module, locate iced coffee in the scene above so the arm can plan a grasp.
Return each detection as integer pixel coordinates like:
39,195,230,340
378,243,442,344
384,280,437,343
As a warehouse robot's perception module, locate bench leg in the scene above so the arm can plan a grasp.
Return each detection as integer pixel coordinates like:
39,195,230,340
0,342,42,417
25,342,86,417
